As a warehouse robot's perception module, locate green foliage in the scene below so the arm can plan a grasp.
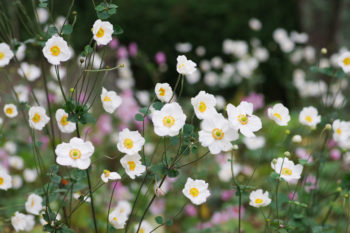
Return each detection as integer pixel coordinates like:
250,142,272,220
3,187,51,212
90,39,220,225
62,24,73,35
64,98,96,125
95,2,118,20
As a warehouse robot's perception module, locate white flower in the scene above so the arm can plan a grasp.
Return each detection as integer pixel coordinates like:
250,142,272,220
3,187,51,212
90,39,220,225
17,63,41,81
151,102,186,137
271,157,303,182
101,87,122,113
4,104,18,118
227,101,262,137
191,91,217,119
338,51,350,73
218,157,241,182
25,193,43,215
0,170,12,190
101,169,121,183
109,209,128,229
14,85,30,103
134,220,153,233
120,153,146,179
332,119,350,142
42,35,71,65
55,137,94,170
28,106,50,131
249,189,271,208
243,136,265,150
0,43,14,67
11,212,35,232
198,113,238,154
176,55,197,75
299,106,321,127
15,43,26,61
12,175,23,189
155,83,173,102
186,70,201,84
37,8,49,23
9,156,24,170
23,168,37,183
92,19,114,46
267,103,291,126
4,141,17,154
40,212,60,226
182,177,210,205
55,109,76,133
117,128,145,155
114,200,132,216
292,135,302,143
249,18,262,31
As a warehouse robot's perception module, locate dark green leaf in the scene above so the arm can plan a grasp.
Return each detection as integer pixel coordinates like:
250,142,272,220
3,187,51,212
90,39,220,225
135,113,144,121
155,216,163,224
62,24,73,35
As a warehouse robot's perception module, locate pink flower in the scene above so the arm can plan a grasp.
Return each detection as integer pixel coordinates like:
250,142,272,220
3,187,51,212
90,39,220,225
109,38,119,49
330,148,341,160
296,147,313,163
155,51,166,65
112,181,132,200
221,190,235,201
242,93,264,110
97,114,113,134
117,46,128,59
185,204,197,216
128,42,138,57
150,198,165,215
288,192,298,200
303,175,317,193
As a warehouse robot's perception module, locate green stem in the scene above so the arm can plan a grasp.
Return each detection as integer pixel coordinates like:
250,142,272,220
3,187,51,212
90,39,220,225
86,168,98,233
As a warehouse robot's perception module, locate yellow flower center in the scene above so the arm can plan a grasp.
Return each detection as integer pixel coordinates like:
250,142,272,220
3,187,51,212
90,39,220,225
69,149,82,160
178,63,185,69
282,167,292,176
103,96,112,102
96,27,104,38
123,138,134,149
159,88,166,96
255,198,263,204
0,52,4,60
273,113,282,121
31,200,35,207
104,169,110,177
139,228,145,233
128,161,136,171
0,177,3,185
32,113,41,123
212,128,224,140
190,187,199,197
163,116,175,127
198,102,207,113
113,217,118,222
60,116,69,126
50,46,61,56
337,128,342,135
238,114,248,125
343,57,350,66
5,107,13,115
305,116,312,123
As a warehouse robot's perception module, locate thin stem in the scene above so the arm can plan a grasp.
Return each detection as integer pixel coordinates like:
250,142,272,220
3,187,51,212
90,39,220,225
86,169,98,233
106,181,118,233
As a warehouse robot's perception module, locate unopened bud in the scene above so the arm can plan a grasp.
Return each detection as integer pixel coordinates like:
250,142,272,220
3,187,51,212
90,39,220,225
325,124,332,130
155,187,165,197
344,194,349,198
119,63,125,68
80,58,85,63
321,48,327,54
272,159,277,165
233,144,239,150
292,135,302,143
284,151,291,157
285,129,290,135
337,187,342,192
70,88,75,93
72,11,77,15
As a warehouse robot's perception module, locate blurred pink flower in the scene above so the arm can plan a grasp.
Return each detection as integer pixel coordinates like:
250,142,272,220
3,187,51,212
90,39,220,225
330,148,341,160
112,181,132,200
97,114,113,134
0,149,9,169
288,192,298,200
185,204,197,216
109,38,119,49
128,42,138,57
150,198,165,215
303,175,317,193
296,148,313,163
221,190,235,201
242,93,264,110
117,46,128,59
40,135,50,149
155,51,166,65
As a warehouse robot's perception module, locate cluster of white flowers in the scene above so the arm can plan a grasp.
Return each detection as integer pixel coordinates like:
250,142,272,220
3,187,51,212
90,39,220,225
109,200,132,229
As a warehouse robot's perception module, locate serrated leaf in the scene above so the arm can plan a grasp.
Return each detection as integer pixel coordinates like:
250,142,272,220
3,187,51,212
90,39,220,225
153,102,164,110
155,216,163,224
62,24,73,35
135,113,144,121
113,25,123,35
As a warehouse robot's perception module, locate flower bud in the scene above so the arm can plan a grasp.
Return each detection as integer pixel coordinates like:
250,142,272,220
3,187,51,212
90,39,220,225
321,48,327,54
292,135,302,143
325,124,331,130
284,151,291,157
285,129,290,135
233,144,239,150
272,159,277,165
155,187,165,197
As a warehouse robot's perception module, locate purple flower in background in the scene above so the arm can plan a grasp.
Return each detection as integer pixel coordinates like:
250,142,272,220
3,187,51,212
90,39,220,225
150,198,165,215
303,175,317,193
40,135,50,149
97,114,113,134
185,204,197,216
128,42,138,57
221,190,235,201
330,148,341,160
112,181,132,200
0,149,9,169
242,92,264,110
288,192,298,200
117,46,128,59
328,139,337,148
109,38,119,49
155,51,166,65
296,147,313,163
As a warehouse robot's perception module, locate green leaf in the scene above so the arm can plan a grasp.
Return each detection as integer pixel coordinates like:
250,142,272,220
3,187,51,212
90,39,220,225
170,136,179,146
135,113,144,121
49,164,59,174
153,102,164,110
183,124,194,136
82,112,95,124
62,24,73,35
270,172,280,180
113,25,124,35
165,219,173,226
47,26,58,37
139,107,150,115
167,169,179,178
51,175,61,184
155,216,163,224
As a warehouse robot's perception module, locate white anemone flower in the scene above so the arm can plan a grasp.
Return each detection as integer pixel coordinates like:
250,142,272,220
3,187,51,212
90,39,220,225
101,169,121,183
9,156,24,170
0,42,14,67
198,113,239,154
11,212,35,232
338,51,350,73
101,87,122,114
17,63,41,81
0,170,12,190
114,200,132,216
120,153,146,179
249,189,271,208
332,119,350,142
299,106,321,127
182,177,210,205
134,220,153,233
176,55,197,75
117,128,145,155
271,157,303,182
4,104,18,118
55,109,76,133
151,102,186,137
227,101,262,137
42,35,71,65
55,137,94,170
28,106,50,131
243,136,266,150
25,193,43,215
92,19,114,46
155,83,173,103
191,91,217,120
267,103,291,126
109,208,128,229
